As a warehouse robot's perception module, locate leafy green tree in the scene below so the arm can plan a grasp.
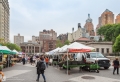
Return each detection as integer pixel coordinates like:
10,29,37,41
0,38,5,43
56,40,63,47
113,35,120,53
0,43,21,51
64,40,70,45
97,24,120,43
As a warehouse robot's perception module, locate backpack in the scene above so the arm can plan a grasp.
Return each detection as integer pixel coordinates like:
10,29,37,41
39,61,46,70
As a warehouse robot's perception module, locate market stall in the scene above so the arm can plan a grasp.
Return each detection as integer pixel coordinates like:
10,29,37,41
57,42,99,74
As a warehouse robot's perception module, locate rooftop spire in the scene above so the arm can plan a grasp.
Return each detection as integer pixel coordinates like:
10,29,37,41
88,14,90,18
104,9,111,12
86,14,92,23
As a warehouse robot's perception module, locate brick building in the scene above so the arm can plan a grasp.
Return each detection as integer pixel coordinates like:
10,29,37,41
57,34,68,44
42,40,56,52
39,29,57,52
115,13,120,24
96,9,114,35
84,14,95,36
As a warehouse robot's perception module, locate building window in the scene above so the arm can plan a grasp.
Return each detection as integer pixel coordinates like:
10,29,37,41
101,48,104,53
106,48,109,53
96,48,99,52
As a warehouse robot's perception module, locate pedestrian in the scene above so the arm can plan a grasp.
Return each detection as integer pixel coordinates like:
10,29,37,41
25,56,28,64
30,56,33,65
45,57,49,68
35,57,40,65
36,57,46,82
113,57,119,75
0,70,4,82
22,56,25,65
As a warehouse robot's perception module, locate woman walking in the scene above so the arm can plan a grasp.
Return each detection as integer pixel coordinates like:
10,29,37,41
36,57,46,82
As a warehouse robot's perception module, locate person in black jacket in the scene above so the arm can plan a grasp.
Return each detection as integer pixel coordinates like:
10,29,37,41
30,56,33,65
36,57,46,82
22,56,25,65
113,57,119,75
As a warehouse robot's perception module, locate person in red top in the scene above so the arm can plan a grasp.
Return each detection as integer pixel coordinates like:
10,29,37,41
45,57,49,68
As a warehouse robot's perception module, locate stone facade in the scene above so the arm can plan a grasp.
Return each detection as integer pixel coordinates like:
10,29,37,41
14,34,24,46
0,0,10,42
115,13,120,24
20,41,41,55
84,14,95,36
32,36,40,44
78,42,113,56
68,23,87,42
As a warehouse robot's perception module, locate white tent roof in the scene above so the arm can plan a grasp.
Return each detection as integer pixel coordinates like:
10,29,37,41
2,46,11,51
53,47,60,52
47,47,60,55
13,49,19,54
59,45,68,52
63,42,95,52
0,46,4,50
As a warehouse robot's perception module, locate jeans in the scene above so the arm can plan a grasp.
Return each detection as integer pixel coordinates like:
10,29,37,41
37,73,46,81
113,67,119,74
46,63,48,68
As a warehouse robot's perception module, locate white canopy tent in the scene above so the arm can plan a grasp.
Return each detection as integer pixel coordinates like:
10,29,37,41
2,46,11,51
12,49,19,54
63,42,95,52
62,42,95,75
53,47,60,54
48,47,60,55
58,45,68,53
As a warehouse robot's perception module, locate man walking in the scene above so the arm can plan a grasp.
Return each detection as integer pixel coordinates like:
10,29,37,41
22,56,25,65
30,56,33,65
113,57,119,75
36,57,46,82
45,57,49,68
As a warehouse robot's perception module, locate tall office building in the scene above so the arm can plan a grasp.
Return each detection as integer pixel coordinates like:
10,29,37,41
14,34,24,46
0,0,10,42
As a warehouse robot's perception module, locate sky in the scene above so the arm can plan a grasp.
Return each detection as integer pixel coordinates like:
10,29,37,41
9,0,120,42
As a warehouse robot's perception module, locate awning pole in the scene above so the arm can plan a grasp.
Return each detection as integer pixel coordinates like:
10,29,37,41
67,49,68,75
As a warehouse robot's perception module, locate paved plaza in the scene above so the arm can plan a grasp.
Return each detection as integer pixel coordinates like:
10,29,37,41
2,63,120,82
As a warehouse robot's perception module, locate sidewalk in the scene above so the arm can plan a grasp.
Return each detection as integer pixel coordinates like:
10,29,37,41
2,63,120,82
